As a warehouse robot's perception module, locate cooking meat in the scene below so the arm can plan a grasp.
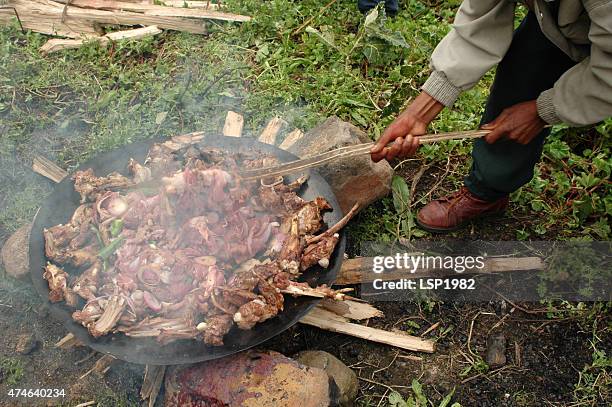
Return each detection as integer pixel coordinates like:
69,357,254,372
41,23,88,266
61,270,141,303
43,141,358,345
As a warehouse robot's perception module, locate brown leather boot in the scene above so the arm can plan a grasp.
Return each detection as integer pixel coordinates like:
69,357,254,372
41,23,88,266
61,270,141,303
416,187,508,233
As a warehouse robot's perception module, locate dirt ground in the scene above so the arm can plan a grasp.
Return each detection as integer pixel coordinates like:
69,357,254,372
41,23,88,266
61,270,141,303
0,270,609,406
0,158,609,407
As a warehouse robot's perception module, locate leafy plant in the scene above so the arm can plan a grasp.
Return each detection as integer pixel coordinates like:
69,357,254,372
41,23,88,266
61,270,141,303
388,379,461,407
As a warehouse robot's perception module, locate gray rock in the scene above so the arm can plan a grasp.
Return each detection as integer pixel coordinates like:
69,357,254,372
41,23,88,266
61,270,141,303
15,333,39,355
1,223,32,279
295,350,358,406
288,116,393,214
486,333,507,367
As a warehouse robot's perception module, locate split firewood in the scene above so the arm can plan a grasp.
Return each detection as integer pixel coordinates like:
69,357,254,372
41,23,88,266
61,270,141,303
300,307,435,353
280,284,353,301
79,354,116,380
160,131,206,151
223,111,244,137
33,155,68,183
335,256,545,285
141,364,166,407
40,25,162,53
258,117,288,145
278,129,304,150
317,298,383,320
55,332,84,349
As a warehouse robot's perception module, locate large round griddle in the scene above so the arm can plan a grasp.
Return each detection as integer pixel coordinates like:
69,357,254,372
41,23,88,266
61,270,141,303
29,135,345,365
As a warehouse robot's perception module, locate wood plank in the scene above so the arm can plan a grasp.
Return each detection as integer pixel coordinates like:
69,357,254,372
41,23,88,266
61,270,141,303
278,128,303,150
222,111,243,137
40,25,162,53
317,298,383,320
33,155,68,183
300,307,435,353
335,256,544,286
52,0,250,21
258,117,287,145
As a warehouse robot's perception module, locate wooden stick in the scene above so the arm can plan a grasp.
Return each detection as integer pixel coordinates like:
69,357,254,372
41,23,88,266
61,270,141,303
239,129,489,180
306,202,359,244
335,256,544,286
33,155,68,183
141,365,166,407
222,111,244,137
300,307,435,353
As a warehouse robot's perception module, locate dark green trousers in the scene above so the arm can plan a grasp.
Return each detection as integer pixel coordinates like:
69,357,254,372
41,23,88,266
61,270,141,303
464,10,576,202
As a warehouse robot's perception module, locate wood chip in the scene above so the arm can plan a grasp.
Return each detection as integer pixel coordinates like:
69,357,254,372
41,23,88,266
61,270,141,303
55,333,84,349
33,155,68,183
222,111,244,137
258,117,287,145
317,298,383,320
278,128,304,150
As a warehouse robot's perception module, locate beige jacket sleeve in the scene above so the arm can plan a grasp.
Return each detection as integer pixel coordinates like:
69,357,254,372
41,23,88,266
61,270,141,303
421,0,516,107
537,1,612,126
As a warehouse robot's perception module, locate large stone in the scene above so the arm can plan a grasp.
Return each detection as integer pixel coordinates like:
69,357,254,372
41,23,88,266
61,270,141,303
288,116,393,214
294,350,358,407
1,223,32,279
164,350,340,407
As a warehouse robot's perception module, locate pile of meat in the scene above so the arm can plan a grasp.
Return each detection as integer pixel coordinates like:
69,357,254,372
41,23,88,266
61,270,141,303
43,141,353,346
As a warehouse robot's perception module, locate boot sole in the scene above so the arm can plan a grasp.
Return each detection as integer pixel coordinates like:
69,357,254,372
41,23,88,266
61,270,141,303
416,210,506,234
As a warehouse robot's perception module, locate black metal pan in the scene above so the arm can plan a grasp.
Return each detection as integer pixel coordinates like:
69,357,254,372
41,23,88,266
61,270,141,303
29,135,345,365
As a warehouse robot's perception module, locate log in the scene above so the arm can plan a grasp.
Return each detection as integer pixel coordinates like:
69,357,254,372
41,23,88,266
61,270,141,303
335,256,545,286
4,0,209,36
50,0,250,21
141,365,166,407
40,25,162,53
258,117,287,145
318,298,383,320
278,128,304,150
33,155,68,183
222,111,243,137
300,307,435,353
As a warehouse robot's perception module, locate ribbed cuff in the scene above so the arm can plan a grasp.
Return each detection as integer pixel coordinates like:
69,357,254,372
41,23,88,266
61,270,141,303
421,70,462,107
536,89,562,125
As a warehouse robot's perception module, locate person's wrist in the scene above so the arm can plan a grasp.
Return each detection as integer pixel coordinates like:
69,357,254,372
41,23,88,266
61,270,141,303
409,92,444,125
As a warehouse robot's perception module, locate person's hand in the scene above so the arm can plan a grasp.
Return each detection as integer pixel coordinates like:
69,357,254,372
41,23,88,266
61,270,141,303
371,92,444,162
483,100,546,145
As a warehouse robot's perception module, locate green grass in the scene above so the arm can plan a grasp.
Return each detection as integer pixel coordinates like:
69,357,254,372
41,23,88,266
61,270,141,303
0,357,25,385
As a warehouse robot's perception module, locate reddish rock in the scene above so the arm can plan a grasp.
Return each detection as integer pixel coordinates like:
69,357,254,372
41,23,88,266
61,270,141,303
1,223,32,279
287,116,393,214
164,350,339,407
